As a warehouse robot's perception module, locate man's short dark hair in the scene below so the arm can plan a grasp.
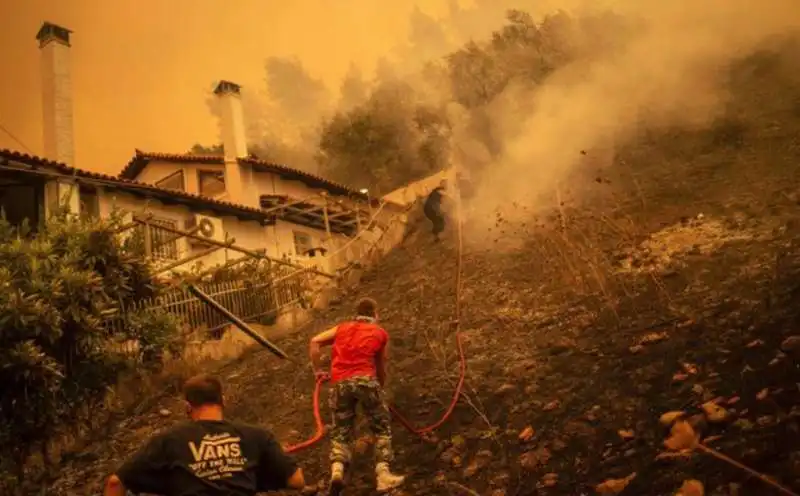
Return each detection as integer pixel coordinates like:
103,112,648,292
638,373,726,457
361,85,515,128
355,297,378,318
183,374,223,407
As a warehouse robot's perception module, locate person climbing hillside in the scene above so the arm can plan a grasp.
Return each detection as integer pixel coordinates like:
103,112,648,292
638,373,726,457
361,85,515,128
309,297,405,494
103,374,305,496
424,180,449,242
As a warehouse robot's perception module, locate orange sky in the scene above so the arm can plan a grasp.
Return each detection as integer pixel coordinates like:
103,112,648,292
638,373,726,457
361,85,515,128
0,0,451,174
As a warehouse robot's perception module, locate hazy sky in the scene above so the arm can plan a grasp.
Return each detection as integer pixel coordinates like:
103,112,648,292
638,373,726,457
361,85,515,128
0,0,452,174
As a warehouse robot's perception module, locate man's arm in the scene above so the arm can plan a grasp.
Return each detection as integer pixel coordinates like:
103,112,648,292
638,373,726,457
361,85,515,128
309,326,337,374
104,435,166,496
256,429,305,490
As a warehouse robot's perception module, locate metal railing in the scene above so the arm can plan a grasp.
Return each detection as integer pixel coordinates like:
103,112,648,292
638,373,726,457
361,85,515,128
106,199,411,358
105,267,307,350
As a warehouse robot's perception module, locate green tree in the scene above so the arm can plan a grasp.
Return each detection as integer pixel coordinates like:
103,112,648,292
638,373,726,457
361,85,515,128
317,80,451,194
0,212,180,490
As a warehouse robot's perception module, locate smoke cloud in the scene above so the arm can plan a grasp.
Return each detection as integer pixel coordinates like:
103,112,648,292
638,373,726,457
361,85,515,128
464,0,800,232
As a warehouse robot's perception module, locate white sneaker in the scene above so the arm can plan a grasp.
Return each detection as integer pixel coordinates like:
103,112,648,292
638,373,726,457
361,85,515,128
330,462,345,493
376,464,405,493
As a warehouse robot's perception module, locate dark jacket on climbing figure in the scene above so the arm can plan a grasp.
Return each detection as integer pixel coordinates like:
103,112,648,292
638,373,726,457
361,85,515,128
424,186,446,237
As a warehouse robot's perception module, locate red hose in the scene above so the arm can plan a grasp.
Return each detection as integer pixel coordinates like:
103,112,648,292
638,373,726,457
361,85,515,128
285,187,466,452
284,378,326,454
284,330,466,452
388,331,466,438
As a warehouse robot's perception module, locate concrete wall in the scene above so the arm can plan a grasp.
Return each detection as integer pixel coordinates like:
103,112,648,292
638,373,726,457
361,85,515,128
382,167,456,206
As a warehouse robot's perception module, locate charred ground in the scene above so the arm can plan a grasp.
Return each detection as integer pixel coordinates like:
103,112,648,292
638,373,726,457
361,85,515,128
46,48,800,496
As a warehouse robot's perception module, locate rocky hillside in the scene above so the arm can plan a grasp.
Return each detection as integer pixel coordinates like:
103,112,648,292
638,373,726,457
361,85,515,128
47,152,800,496
44,49,800,496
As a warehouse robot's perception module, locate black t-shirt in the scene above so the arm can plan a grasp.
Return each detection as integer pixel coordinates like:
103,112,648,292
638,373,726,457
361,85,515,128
116,420,298,496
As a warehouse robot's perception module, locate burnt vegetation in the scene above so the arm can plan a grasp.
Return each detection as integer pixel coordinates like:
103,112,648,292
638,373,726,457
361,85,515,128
34,7,800,496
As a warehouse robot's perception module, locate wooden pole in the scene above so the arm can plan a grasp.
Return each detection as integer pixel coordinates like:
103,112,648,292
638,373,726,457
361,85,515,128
321,192,332,245
132,218,334,279
154,240,232,275
188,284,289,359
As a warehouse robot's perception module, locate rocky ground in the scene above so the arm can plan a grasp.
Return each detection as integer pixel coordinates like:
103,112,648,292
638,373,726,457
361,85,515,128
41,91,800,495
44,152,800,495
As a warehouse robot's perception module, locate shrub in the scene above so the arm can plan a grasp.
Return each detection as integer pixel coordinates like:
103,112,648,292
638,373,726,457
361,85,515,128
0,211,181,486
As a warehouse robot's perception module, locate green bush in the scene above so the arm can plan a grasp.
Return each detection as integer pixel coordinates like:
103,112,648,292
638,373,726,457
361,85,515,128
0,211,181,485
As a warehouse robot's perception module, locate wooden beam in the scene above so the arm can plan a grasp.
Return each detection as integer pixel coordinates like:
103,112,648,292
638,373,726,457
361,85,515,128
154,241,231,275
135,218,334,278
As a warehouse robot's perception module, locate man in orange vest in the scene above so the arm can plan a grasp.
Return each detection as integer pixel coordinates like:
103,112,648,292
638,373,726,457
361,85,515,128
309,297,405,494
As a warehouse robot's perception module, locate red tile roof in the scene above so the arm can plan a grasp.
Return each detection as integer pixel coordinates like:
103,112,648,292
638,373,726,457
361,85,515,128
0,148,271,223
119,150,371,200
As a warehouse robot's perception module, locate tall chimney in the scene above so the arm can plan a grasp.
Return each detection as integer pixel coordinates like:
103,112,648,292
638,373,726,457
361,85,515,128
213,80,248,203
36,22,75,166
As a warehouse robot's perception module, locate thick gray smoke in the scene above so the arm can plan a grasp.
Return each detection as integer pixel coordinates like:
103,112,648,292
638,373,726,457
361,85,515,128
462,0,800,234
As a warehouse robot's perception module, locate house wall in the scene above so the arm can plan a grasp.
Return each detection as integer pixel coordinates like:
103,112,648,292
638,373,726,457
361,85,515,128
272,219,350,274
127,161,402,275
96,189,271,273
135,161,184,187
253,171,320,201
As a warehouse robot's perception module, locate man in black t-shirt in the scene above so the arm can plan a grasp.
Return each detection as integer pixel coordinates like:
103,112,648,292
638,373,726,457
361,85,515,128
103,374,305,496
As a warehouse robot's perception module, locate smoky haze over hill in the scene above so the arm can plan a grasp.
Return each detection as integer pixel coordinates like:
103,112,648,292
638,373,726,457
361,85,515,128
461,1,800,228
201,0,800,234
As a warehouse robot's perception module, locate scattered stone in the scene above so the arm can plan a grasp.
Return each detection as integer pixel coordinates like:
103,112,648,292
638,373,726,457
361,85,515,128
540,472,558,488
158,409,171,417
675,479,705,496
519,426,535,442
618,429,635,440
495,383,517,395
746,339,764,348
543,400,560,411
639,332,668,345
660,411,686,427
665,421,699,451
701,401,731,423
629,344,645,354
727,396,740,405
519,447,551,471
463,450,492,478
682,363,699,375
585,405,602,421
596,472,637,494
780,336,800,359
756,388,769,401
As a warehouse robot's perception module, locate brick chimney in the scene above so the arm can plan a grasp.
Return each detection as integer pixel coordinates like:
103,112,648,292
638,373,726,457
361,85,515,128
36,22,75,167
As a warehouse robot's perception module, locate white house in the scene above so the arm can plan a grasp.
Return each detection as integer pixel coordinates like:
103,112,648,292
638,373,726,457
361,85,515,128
0,22,406,278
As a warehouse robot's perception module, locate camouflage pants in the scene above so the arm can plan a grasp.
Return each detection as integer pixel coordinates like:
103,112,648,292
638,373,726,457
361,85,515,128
329,376,394,465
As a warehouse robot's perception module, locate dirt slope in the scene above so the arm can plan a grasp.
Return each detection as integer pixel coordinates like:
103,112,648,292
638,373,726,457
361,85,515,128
48,158,800,495
46,58,800,495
